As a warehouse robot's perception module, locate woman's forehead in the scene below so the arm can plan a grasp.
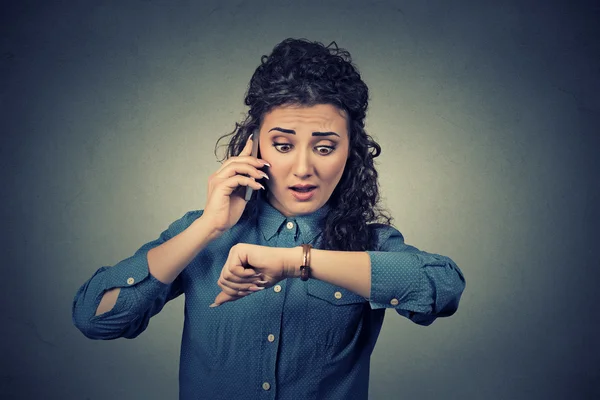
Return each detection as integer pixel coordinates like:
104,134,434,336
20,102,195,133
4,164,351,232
262,104,348,133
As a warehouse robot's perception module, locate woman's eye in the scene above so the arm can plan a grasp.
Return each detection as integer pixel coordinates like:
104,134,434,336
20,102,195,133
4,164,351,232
316,146,335,155
273,143,336,155
273,143,292,152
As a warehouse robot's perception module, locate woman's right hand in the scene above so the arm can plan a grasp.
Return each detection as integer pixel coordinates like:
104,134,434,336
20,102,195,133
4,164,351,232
202,135,269,236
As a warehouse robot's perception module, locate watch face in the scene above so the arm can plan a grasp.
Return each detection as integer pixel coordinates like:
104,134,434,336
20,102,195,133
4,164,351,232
300,266,310,281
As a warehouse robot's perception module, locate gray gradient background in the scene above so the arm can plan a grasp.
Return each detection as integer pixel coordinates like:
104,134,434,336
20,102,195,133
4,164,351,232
1,1,599,399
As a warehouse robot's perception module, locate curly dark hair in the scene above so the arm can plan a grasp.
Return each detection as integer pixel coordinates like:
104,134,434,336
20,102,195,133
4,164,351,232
214,38,393,251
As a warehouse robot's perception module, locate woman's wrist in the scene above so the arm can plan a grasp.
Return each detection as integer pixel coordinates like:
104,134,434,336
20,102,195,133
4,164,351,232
194,215,224,243
283,246,303,278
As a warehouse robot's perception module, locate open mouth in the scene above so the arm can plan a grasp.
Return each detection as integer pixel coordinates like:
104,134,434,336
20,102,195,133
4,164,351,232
289,186,317,201
290,187,316,192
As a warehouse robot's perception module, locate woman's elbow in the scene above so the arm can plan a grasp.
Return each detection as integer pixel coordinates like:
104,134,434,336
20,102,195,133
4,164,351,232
72,307,104,340
72,303,131,340
436,267,466,317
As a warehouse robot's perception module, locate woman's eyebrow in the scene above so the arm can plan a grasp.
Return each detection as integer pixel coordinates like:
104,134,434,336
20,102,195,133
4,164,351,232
268,127,340,137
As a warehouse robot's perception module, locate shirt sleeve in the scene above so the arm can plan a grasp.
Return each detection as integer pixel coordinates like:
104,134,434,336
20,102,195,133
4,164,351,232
72,210,203,340
366,224,466,326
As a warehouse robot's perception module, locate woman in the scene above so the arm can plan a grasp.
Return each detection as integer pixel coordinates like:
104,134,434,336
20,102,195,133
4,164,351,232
72,38,466,400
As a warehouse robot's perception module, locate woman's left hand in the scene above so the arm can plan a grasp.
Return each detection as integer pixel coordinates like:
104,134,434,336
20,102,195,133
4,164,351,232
210,243,300,307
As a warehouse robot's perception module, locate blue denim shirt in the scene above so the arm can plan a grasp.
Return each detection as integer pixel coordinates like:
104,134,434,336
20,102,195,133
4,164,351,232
72,197,465,399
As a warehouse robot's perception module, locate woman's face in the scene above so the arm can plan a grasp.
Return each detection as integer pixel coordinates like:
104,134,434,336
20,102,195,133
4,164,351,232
258,103,350,217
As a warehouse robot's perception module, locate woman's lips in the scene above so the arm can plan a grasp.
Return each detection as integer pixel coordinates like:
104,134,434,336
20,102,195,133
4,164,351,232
289,187,317,201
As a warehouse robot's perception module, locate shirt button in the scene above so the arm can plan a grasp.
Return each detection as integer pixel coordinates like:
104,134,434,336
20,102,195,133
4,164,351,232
334,291,342,300
267,334,275,342
262,382,271,391
273,285,282,293
390,298,399,306
286,221,294,229
126,277,135,285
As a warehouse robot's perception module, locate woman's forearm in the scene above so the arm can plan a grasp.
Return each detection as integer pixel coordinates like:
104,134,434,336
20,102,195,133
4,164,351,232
95,215,219,316
147,215,220,284
287,247,372,298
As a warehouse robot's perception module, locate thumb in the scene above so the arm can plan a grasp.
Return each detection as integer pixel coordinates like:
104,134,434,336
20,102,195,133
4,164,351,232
209,291,235,307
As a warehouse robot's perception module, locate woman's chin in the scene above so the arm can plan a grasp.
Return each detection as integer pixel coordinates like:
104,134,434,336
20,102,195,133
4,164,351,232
267,191,323,217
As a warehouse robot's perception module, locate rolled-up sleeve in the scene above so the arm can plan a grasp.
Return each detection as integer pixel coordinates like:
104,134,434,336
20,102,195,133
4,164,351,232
72,210,202,339
366,224,466,326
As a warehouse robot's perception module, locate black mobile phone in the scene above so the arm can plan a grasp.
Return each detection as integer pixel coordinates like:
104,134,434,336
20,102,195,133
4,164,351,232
244,129,260,201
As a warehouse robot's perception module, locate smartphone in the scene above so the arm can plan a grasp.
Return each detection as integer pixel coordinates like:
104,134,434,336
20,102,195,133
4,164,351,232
244,129,260,201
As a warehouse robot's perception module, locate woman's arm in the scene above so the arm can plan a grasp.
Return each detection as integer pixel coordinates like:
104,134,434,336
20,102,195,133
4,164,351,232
284,227,466,325
72,211,219,339
285,247,372,298
214,233,465,325
94,215,220,315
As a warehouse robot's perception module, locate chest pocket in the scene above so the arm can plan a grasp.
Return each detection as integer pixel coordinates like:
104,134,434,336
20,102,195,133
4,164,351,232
305,279,368,347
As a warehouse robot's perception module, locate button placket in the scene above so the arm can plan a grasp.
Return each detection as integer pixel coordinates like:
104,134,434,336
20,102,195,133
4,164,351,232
258,262,286,397
259,218,295,392
286,219,303,241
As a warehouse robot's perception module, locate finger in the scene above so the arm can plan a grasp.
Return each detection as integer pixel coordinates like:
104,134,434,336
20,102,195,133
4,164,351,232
214,135,254,175
216,156,268,176
230,264,260,279
215,284,259,302
210,291,237,307
218,279,243,295
222,267,253,283
216,175,265,197
210,283,264,307
235,286,264,294
215,162,269,182
239,134,255,156
219,279,265,296
219,277,263,293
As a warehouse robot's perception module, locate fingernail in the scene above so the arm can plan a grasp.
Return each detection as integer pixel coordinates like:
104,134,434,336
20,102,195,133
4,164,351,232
261,172,269,180
209,303,220,308
259,183,265,190
249,134,253,141
249,286,265,291
261,161,271,167
254,280,268,285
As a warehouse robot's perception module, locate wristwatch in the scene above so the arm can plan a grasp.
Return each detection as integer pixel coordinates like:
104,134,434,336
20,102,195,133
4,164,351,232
300,244,312,281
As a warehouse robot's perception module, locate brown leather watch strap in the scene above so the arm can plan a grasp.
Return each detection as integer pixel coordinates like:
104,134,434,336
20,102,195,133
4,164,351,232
300,244,312,281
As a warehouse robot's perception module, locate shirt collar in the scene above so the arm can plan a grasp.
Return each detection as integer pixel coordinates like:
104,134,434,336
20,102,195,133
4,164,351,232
256,192,330,244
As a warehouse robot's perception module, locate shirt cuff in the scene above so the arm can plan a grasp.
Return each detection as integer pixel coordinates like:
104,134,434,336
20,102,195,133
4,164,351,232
366,251,432,312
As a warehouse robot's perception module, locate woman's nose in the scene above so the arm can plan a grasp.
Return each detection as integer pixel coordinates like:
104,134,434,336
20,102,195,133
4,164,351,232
292,149,313,178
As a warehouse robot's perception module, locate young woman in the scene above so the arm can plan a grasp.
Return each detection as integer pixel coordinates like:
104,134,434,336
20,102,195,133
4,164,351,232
73,38,466,400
